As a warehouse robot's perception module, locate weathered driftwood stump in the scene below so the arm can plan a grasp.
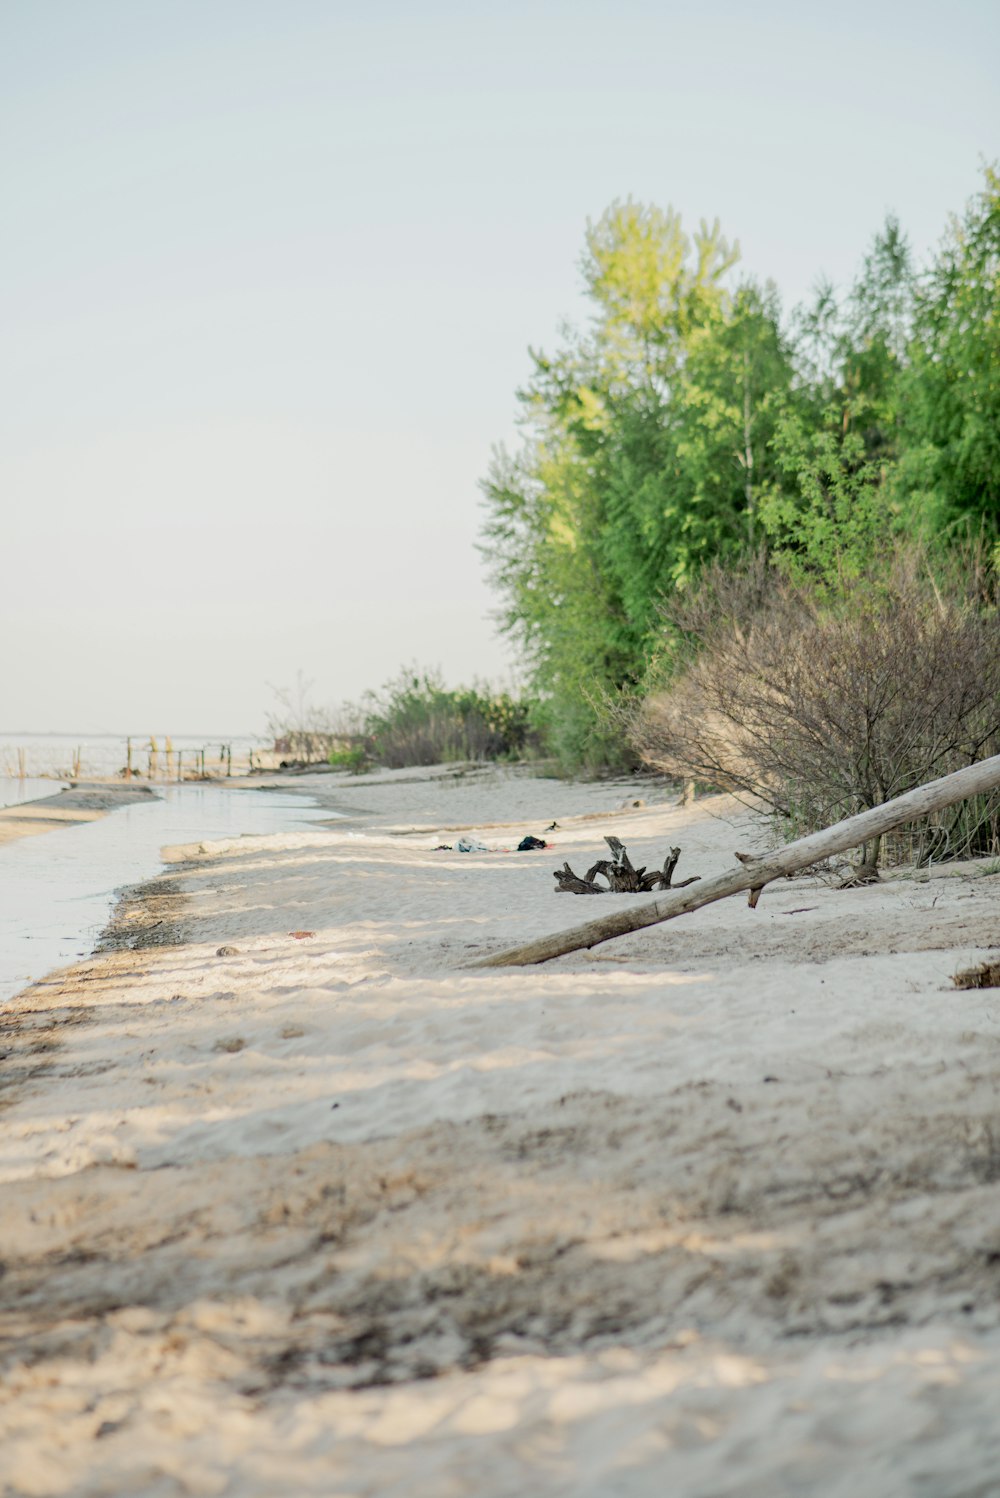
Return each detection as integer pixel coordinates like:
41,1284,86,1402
554,836,701,895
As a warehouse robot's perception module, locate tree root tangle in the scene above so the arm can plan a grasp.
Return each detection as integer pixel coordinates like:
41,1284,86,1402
554,836,701,895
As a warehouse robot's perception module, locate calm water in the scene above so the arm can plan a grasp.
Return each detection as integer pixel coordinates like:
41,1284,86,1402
0,783,332,1003
0,777,64,810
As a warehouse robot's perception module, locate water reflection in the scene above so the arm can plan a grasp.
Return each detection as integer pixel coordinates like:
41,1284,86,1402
0,777,66,809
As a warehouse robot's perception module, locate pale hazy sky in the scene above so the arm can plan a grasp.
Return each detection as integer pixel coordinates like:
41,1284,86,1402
2,0,997,734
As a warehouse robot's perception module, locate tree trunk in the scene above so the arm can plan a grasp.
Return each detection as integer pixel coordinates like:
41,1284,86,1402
470,755,1000,969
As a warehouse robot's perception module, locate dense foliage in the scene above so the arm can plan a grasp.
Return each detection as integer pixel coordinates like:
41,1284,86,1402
357,670,536,769
268,670,536,773
627,544,1000,861
481,167,1000,771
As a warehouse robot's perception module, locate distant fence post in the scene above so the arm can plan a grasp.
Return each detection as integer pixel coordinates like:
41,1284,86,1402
17,747,26,780
126,737,133,780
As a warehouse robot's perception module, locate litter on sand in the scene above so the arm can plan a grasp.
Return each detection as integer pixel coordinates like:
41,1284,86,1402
435,833,554,853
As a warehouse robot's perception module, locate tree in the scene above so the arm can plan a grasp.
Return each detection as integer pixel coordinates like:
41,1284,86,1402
901,164,1000,542
759,417,900,585
673,280,793,551
759,216,916,580
480,203,793,767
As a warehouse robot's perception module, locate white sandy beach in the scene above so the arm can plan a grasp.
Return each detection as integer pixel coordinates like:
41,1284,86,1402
2,764,999,1497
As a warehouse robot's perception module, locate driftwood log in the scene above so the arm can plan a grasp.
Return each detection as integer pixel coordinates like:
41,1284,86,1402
553,836,701,895
471,754,1000,969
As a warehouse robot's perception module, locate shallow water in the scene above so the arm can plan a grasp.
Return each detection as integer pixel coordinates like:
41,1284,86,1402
0,777,65,809
0,784,331,1004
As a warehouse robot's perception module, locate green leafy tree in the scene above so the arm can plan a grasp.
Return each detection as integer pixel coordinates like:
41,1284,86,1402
482,180,1000,769
760,217,916,580
481,203,793,767
759,417,899,584
901,164,1000,542
673,280,793,551
840,214,914,459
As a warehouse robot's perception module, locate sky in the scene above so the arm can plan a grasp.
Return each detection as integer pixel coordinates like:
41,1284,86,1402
2,0,997,736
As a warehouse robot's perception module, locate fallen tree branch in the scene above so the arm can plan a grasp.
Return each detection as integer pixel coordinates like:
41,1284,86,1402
470,754,1000,969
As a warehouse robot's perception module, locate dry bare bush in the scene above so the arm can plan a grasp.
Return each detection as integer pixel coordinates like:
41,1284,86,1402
628,547,1000,864
266,674,367,763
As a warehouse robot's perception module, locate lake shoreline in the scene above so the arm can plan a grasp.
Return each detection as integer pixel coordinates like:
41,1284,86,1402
0,779,337,1004
2,764,999,1495
0,782,162,848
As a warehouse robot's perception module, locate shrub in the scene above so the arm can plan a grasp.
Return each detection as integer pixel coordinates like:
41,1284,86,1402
628,546,1000,864
327,744,371,773
267,673,365,763
359,669,538,770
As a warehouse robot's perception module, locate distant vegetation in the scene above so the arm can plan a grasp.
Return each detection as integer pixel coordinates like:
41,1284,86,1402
353,670,537,770
271,166,1000,857
267,670,537,774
